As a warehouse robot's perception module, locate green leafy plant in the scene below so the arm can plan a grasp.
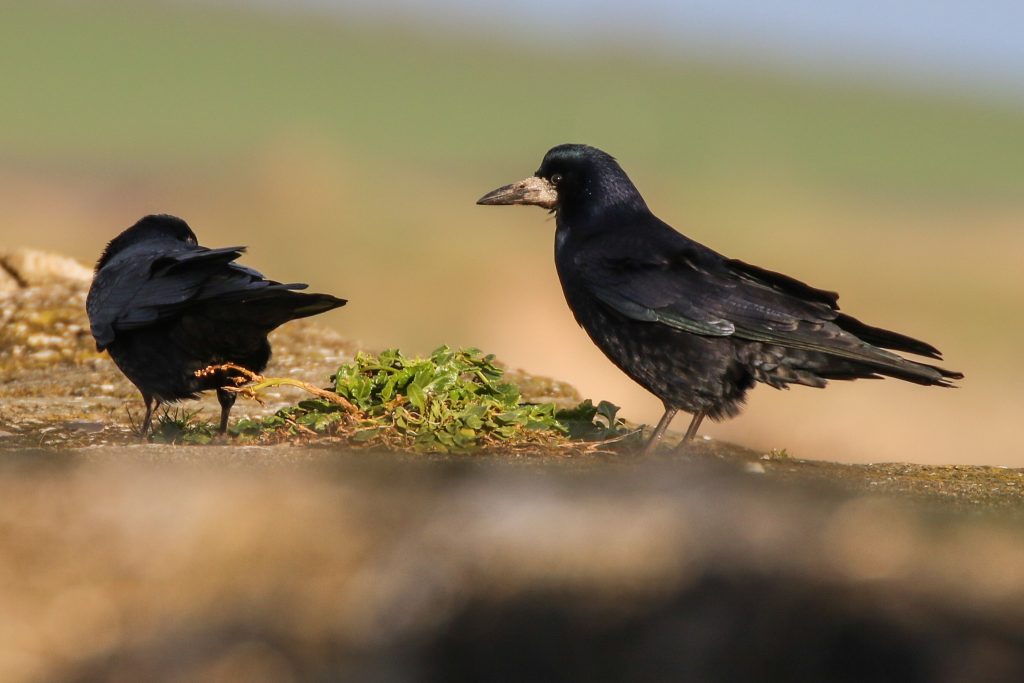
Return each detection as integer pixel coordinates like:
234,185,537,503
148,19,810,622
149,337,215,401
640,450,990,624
229,346,639,453
555,399,638,443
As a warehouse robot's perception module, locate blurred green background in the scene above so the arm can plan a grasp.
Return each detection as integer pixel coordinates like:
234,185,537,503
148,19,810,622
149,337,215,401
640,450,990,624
3,0,1022,464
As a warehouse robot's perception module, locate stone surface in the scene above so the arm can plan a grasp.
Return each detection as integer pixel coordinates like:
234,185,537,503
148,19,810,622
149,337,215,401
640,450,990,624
0,248,92,288
3,251,1024,682
0,263,19,292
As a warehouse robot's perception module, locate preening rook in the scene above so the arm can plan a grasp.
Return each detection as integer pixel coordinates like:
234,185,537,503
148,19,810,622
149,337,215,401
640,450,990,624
87,214,347,436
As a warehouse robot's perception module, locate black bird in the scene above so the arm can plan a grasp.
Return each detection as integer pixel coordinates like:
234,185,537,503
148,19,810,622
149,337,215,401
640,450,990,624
478,144,962,454
87,214,347,436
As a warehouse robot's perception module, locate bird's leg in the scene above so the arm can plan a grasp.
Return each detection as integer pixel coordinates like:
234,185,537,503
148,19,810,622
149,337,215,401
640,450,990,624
641,406,678,456
216,388,236,435
679,411,706,447
139,393,156,439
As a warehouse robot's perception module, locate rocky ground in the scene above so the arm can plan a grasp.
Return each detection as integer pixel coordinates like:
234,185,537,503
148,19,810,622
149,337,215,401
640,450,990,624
3,250,1024,682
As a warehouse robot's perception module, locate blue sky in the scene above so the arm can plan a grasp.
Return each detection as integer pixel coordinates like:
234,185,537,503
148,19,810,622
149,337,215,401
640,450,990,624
224,0,1024,101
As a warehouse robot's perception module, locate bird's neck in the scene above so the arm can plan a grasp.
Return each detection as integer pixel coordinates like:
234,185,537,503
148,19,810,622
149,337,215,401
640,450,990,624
556,199,648,238
559,174,648,226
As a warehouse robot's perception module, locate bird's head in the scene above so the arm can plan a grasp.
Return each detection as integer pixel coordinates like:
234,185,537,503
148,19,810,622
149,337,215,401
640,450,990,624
95,214,198,272
477,144,647,218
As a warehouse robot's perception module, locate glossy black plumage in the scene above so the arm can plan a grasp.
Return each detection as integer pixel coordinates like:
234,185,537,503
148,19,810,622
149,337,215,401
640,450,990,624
87,214,347,435
478,144,962,453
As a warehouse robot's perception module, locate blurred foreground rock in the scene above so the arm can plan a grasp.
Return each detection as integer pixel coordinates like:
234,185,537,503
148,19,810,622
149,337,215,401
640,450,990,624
3,250,1024,682
1,454,1024,683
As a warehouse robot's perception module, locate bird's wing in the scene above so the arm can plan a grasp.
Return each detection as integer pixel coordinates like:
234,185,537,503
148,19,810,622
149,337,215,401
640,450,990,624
726,257,943,359
573,232,833,335
581,250,737,336
572,231,929,372
87,244,297,349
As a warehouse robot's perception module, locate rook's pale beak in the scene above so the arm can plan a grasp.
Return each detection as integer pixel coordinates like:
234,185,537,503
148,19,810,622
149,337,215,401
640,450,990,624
476,176,558,210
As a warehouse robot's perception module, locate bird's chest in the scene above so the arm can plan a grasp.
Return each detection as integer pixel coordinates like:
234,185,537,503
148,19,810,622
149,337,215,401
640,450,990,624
554,224,571,257
553,228,587,317
554,221,587,284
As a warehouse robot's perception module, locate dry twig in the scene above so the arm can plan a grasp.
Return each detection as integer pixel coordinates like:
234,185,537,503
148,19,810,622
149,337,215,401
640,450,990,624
194,363,360,414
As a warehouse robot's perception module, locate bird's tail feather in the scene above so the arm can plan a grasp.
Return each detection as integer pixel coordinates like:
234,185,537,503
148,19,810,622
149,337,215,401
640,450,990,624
857,355,963,387
833,313,944,360
286,292,348,319
205,287,346,328
829,316,964,386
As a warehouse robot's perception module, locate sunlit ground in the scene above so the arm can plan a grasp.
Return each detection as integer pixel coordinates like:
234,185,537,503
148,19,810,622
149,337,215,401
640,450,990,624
2,1,1022,464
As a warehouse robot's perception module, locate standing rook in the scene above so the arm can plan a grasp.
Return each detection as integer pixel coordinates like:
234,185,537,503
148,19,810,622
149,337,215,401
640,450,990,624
478,144,961,454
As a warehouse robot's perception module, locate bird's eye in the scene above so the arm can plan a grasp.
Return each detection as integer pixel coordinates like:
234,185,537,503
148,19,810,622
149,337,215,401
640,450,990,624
550,173,563,185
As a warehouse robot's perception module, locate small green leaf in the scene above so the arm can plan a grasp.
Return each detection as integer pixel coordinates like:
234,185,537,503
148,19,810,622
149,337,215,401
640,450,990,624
407,383,426,411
